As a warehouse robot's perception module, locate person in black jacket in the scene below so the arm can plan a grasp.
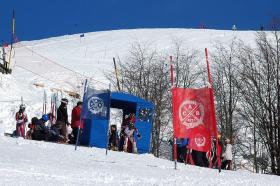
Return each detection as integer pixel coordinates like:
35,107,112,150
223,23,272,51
55,98,69,142
32,115,49,141
108,125,119,151
32,114,64,142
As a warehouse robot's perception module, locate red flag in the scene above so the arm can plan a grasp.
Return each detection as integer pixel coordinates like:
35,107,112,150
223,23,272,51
2,43,9,48
172,87,215,152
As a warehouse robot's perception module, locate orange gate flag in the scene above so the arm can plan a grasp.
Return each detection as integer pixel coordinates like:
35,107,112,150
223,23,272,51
172,87,216,152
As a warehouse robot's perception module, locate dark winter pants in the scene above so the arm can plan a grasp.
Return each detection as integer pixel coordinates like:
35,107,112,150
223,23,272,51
177,146,187,163
221,160,232,170
192,150,209,167
55,121,67,140
72,127,82,144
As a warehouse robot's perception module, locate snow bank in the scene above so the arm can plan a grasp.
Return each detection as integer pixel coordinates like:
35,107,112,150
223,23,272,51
0,136,279,186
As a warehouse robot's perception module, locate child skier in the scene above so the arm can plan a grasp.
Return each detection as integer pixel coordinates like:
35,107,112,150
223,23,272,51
15,104,28,138
124,122,141,153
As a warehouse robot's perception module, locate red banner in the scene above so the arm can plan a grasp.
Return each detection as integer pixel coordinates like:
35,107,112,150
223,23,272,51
172,87,216,152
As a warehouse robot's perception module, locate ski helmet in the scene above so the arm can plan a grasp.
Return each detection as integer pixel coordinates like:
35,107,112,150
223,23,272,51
42,114,49,122
19,104,26,110
61,98,68,104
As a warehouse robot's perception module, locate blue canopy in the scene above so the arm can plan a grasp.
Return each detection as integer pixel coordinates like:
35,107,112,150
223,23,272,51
81,91,154,154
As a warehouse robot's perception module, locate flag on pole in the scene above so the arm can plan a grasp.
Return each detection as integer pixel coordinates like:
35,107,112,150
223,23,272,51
2,43,9,48
171,87,215,152
81,87,110,120
80,33,85,38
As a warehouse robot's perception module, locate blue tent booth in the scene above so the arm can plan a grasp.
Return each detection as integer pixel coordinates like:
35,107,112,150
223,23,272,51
81,91,154,154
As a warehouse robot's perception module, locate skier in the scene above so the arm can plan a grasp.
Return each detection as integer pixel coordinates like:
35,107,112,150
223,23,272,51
108,125,119,151
70,101,83,144
119,114,131,151
26,117,39,140
32,114,50,141
32,114,63,142
15,104,28,138
123,122,141,153
192,149,209,167
55,98,69,142
176,138,189,163
211,134,223,169
221,138,233,170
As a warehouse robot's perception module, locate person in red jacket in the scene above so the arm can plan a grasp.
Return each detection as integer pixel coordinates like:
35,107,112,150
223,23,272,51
71,101,83,143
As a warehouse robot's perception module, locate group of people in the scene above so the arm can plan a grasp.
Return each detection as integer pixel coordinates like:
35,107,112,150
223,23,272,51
15,98,84,144
14,99,141,154
172,135,233,170
108,113,141,153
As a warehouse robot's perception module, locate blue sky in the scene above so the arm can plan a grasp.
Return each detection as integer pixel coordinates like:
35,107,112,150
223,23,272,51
0,0,279,42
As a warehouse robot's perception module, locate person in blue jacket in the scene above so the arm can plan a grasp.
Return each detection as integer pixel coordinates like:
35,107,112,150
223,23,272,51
177,138,189,163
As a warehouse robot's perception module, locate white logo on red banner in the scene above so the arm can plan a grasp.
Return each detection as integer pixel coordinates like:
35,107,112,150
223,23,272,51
179,100,204,129
194,135,206,147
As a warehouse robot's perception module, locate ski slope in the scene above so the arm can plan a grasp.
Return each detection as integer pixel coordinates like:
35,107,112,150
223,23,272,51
1,136,280,186
2,28,279,185
0,28,257,134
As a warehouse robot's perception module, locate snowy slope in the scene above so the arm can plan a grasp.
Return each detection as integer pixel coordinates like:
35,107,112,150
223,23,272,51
0,28,258,134
1,136,280,186
0,28,279,185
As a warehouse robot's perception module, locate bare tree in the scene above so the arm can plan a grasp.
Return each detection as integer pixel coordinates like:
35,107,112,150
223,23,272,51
235,30,280,175
106,40,203,158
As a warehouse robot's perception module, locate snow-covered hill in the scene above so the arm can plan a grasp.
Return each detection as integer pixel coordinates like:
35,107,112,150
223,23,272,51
1,136,280,186
2,28,279,185
0,28,257,134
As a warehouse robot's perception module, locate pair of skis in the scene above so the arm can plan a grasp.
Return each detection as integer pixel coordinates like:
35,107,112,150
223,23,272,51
42,91,58,126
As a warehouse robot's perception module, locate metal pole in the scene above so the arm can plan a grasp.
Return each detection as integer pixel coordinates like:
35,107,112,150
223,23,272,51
106,83,112,155
75,79,88,151
113,57,121,91
170,56,174,87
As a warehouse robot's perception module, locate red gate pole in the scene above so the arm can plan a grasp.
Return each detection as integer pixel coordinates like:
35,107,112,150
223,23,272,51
170,56,177,170
170,56,174,87
205,48,221,172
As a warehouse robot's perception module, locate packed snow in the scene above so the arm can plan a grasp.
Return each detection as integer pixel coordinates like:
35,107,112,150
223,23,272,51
1,28,279,185
1,136,280,186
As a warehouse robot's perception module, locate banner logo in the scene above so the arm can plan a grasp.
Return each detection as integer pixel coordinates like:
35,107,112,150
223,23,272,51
194,135,206,147
88,97,104,114
179,100,204,129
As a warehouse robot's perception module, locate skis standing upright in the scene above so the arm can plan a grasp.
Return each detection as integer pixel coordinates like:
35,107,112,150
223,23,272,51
43,90,47,115
50,92,58,126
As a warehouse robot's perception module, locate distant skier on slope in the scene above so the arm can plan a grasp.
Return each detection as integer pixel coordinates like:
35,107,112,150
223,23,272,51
15,104,28,138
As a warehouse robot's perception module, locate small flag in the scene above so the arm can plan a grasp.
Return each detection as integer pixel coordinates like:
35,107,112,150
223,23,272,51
80,33,85,38
81,87,110,120
2,43,9,48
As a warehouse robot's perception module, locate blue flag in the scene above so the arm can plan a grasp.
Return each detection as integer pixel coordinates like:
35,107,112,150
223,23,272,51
80,33,85,37
82,87,110,120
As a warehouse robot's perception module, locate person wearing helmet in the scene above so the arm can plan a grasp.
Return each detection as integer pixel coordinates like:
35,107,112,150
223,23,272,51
55,98,69,142
32,114,49,141
15,104,28,138
123,122,141,153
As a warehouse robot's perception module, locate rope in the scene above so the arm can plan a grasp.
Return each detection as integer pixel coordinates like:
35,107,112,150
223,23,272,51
16,41,108,86
14,64,65,86
0,100,23,103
